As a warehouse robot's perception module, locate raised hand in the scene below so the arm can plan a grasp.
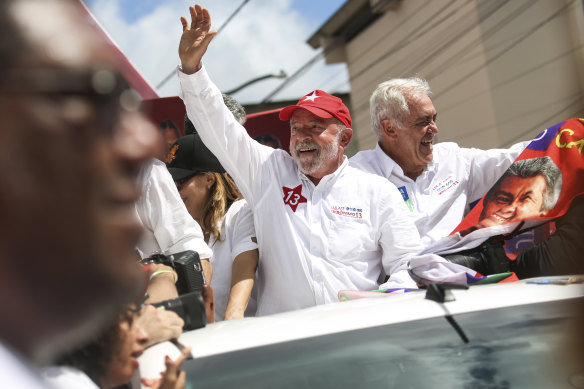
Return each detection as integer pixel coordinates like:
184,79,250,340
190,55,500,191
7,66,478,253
136,304,184,348
179,4,217,74
141,346,192,389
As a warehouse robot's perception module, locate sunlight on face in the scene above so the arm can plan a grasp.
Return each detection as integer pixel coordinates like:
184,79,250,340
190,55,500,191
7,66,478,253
289,109,343,178
386,95,438,179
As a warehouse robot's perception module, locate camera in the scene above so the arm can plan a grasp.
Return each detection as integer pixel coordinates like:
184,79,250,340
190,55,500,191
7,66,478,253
141,250,214,330
152,292,206,331
141,250,206,294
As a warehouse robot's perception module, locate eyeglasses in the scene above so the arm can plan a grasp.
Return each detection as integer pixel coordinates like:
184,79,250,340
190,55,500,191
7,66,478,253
0,67,141,136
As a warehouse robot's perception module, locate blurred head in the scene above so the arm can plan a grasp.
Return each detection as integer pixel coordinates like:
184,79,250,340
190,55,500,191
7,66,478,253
184,93,246,135
370,78,437,180
279,90,352,183
0,0,157,361
58,308,148,388
159,119,180,154
479,157,563,228
167,126,241,240
222,93,247,125
254,133,282,149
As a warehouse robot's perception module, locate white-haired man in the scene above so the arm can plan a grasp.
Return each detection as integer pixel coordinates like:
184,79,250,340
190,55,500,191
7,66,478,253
351,78,529,247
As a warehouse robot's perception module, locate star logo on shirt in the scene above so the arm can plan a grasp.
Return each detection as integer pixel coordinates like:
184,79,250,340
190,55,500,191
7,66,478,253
302,91,319,102
282,184,307,212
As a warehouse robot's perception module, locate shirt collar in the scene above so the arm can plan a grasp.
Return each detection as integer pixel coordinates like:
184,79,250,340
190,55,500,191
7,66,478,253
374,143,437,181
373,143,402,178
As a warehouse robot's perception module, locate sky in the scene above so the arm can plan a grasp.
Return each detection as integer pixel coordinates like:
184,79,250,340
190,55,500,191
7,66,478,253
83,0,350,104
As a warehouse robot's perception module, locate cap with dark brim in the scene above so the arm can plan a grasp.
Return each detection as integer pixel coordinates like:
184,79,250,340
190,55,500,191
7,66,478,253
166,133,225,182
167,166,198,182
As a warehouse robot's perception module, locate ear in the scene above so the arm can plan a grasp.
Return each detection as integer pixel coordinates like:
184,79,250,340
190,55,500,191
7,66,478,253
339,127,353,149
381,119,398,139
205,173,216,187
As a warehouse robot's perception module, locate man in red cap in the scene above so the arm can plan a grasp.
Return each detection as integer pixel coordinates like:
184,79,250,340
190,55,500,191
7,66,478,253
175,4,428,315
279,89,353,184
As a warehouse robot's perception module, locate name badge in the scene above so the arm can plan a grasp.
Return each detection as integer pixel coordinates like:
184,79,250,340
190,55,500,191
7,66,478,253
398,186,413,212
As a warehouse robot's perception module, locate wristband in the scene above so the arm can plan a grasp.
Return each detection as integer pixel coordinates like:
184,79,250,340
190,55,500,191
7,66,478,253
149,270,177,283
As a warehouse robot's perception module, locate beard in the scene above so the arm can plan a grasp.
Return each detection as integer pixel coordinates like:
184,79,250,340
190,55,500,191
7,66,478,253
293,132,340,176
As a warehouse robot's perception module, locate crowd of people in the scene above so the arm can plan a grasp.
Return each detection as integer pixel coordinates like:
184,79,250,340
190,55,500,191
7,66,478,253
176,4,583,293
1,1,582,388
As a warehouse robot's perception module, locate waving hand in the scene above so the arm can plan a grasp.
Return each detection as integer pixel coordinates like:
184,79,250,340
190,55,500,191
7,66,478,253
179,4,217,74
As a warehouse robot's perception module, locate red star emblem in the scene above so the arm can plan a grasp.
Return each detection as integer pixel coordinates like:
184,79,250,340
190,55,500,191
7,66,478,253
282,184,307,212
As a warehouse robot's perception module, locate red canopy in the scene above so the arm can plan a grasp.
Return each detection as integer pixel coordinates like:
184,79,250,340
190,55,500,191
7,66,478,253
79,0,290,152
78,0,159,100
141,97,290,152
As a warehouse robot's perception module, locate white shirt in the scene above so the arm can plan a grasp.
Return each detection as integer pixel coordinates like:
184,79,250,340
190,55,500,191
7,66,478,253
43,366,98,389
209,199,258,321
178,65,423,316
0,342,50,389
135,159,212,260
350,142,527,248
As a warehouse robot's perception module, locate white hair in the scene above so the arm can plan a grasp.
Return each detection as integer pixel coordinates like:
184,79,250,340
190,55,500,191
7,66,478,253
369,77,432,138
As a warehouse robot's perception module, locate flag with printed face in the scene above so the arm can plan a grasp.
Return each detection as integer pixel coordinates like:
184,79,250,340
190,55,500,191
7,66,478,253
408,118,584,285
414,118,584,257
452,118,584,238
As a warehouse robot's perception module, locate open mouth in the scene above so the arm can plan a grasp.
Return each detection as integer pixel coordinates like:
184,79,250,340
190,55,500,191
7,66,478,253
295,144,319,157
131,350,143,359
298,147,317,154
420,137,434,147
487,213,514,224
492,214,512,222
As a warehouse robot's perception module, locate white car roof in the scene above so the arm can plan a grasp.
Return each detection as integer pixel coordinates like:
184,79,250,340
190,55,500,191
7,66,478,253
139,276,584,381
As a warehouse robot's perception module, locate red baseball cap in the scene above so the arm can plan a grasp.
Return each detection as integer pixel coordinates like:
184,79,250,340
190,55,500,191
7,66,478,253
279,90,352,127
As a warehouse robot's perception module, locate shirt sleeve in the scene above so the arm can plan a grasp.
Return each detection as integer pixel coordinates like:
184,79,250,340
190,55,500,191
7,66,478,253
145,161,213,259
177,65,274,205
228,200,258,261
463,141,529,202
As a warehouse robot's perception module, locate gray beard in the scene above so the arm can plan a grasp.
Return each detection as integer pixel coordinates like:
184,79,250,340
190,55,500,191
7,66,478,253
293,134,340,176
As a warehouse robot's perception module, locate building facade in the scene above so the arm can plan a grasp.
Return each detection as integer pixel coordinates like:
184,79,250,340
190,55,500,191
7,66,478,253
308,0,584,151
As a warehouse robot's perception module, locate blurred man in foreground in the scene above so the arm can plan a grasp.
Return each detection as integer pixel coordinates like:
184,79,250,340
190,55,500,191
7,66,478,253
0,0,158,386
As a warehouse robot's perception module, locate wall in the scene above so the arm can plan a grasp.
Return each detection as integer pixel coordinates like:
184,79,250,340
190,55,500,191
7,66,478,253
332,0,584,150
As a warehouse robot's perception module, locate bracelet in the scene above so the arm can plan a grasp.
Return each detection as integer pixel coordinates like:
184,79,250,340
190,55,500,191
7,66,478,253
149,270,177,283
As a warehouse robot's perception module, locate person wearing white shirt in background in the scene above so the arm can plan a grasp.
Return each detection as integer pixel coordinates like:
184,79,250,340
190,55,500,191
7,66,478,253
350,77,529,247
135,158,213,285
175,5,425,316
167,127,259,322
